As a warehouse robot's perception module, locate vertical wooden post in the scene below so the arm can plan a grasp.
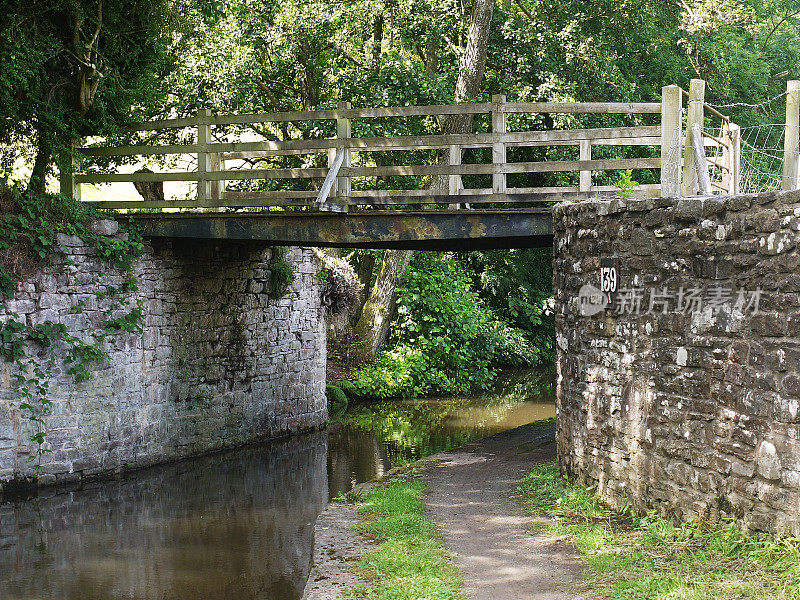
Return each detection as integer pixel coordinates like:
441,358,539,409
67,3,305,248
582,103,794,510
579,139,591,194
448,144,463,209
210,152,224,202
721,120,732,193
782,80,800,191
337,101,351,209
197,108,212,207
492,94,507,195
729,122,741,195
689,124,712,195
682,78,706,196
660,84,683,198
59,138,81,201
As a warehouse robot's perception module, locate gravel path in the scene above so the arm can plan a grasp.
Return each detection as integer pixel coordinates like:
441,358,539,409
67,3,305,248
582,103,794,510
420,421,597,600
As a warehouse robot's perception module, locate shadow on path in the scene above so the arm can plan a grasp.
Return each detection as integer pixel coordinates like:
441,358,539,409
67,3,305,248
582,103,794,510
420,421,598,600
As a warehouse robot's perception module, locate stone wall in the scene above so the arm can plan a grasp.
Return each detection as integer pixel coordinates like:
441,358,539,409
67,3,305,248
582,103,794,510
555,189,800,534
0,229,327,489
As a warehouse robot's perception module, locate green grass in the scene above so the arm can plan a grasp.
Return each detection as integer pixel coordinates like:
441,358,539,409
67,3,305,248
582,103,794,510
517,461,800,600
347,476,467,600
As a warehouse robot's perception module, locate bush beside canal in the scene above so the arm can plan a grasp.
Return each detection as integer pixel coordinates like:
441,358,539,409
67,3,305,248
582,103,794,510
350,252,551,399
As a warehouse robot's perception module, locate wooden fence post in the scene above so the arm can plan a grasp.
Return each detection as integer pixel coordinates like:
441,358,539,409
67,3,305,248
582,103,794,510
579,139,591,194
448,144,464,209
782,80,800,191
492,94,507,195
197,108,212,207
210,152,224,202
729,122,741,195
660,84,683,198
688,123,712,195
59,138,81,201
337,101,351,209
682,78,706,196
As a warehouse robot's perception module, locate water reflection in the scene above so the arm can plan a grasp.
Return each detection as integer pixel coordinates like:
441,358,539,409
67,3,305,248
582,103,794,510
0,368,556,599
327,367,555,498
0,432,328,600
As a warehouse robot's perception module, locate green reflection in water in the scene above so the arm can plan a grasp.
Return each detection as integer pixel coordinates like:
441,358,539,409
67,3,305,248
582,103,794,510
343,367,556,468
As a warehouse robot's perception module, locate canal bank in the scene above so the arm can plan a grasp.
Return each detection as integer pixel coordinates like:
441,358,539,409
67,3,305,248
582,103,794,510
306,419,594,600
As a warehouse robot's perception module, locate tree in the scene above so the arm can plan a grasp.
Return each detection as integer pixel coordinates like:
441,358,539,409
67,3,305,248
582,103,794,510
0,0,174,191
351,0,496,364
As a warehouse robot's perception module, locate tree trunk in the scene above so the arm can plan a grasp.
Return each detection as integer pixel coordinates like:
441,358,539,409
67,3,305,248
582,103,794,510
434,0,496,191
350,0,495,364
372,14,384,71
29,128,52,194
351,249,413,363
443,0,494,134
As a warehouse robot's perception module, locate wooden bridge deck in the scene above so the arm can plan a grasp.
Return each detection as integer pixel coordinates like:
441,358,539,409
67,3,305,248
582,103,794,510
132,208,553,250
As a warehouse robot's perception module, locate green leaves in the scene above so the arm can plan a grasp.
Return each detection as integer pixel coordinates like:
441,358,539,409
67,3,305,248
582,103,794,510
0,185,144,472
355,252,540,398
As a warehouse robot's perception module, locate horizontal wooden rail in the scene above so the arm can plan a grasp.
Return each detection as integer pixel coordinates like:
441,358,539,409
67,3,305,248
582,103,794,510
75,157,660,184
83,184,662,209
80,126,661,158
122,102,661,133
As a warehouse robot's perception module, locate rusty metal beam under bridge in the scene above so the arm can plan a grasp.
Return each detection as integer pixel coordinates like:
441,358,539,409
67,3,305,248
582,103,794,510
131,209,553,250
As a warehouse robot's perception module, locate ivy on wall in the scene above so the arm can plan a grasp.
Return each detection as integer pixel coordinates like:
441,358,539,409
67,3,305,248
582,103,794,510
0,185,145,473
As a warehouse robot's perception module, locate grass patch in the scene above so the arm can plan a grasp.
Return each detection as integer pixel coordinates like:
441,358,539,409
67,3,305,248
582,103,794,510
348,476,467,600
517,461,800,600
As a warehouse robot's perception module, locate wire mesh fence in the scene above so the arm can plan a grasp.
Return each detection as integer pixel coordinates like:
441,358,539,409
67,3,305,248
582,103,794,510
707,91,790,194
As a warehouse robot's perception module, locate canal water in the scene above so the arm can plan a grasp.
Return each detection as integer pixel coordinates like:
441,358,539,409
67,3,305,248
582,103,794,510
0,368,554,600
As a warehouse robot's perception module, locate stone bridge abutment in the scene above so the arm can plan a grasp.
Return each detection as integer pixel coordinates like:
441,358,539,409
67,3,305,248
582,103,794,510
0,232,326,489
555,189,800,534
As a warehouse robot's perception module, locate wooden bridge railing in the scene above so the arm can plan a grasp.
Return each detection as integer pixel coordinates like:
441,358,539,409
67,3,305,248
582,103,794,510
62,86,742,212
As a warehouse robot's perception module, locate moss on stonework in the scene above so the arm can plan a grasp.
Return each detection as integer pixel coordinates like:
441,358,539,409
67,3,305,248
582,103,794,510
268,246,293,298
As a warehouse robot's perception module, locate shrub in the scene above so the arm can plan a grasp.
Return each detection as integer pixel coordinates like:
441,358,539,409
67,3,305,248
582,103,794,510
317,251,362,314
354,253,539,398
326,383,349,418
336,379,364,399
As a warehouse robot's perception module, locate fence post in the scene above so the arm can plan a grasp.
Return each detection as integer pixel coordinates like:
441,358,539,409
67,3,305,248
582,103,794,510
448,144,463,209
689,124,712,195
721,120,732,193
59,138,81,201
729,122,741,195
682,78,706,196
336,101,351,209
782,80,800,191
579,139,591,194
492,94,507,195
210,152,224,202
660,84,683,198
197,108,211,207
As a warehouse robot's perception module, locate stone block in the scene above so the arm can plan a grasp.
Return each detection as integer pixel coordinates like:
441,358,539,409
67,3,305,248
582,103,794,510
89,219,119,236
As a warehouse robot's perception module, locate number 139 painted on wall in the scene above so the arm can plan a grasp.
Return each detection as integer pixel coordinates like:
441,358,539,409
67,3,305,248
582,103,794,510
600,258,619,303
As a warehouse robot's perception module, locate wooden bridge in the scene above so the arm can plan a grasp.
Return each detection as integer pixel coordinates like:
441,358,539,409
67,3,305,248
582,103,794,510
63,80,761,248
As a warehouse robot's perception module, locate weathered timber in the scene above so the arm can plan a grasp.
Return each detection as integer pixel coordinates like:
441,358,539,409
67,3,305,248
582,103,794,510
70,89,742,215
84,184,661,209
122,101,660,133
79,126,662,157
682,78,706,196
130,210,553,250
783,80,800,190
